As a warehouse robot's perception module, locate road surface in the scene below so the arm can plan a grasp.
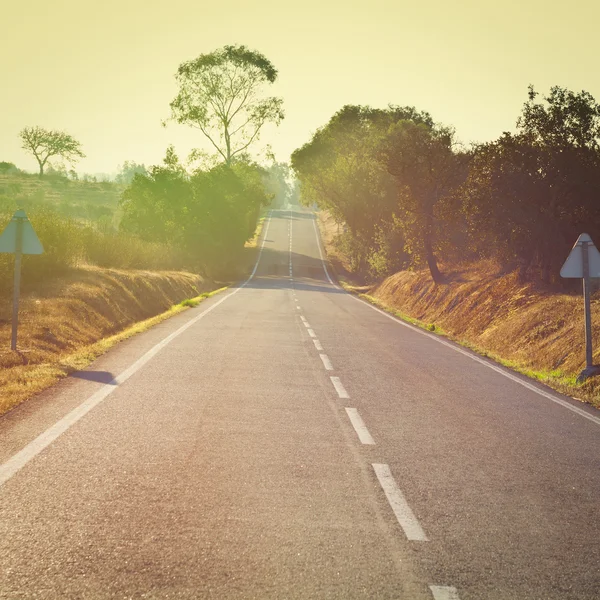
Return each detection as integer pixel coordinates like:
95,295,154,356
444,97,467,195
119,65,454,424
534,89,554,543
1,207,599,599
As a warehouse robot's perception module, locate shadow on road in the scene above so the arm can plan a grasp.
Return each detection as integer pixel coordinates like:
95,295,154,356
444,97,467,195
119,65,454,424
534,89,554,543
70,371,116,385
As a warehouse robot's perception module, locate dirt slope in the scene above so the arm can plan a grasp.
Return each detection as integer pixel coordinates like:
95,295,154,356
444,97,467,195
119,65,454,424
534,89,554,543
318,211,600,407
0,267,214,414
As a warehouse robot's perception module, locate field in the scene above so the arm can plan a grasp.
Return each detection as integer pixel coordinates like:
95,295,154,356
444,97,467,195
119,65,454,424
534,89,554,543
0,172,122,224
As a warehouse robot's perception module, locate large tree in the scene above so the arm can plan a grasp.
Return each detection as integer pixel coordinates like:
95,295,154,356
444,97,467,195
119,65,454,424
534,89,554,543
461,85,600,282
170,45,284,164
19,126,85,177
292,105,432,274
380,121,469,282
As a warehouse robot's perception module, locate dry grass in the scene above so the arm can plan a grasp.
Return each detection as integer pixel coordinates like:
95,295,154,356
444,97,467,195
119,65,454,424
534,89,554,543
0,267,218,415
317,211,600,408
0,211,269,416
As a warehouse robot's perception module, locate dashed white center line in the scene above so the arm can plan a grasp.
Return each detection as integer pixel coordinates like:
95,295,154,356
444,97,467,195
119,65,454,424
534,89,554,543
330,376,349,399
300,316,307,323
429,586,461,600
345,408,375,444
307,328,317,338
303,322,311,329
313,339,323,351
319,353,333,371
296,306,301,310
372,464,428,541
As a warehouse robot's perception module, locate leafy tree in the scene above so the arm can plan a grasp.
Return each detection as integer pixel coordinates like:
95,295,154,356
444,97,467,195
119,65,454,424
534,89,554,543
0,161,18,174
115,160,148,185
462,85,600,281
380,121,469,282
264,162,292,208
169,45,284,164
19,126,85,177
120,148,192,245
292,105,432,275
120,147,270,276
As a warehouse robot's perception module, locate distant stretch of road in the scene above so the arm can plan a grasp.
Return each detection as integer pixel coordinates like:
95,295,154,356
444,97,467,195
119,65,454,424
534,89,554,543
1,207,599,599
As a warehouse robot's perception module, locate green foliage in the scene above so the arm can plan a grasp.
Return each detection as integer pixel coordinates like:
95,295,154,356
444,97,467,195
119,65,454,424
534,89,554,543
462,85,600,281
0,208,188,298
120,155,271,277
115,161,148,185
292,104,438,279
169,45,284,164
380,121,470,281
0,171,122,224
264,162,292,208
292,105,428,240
0,162,18,174
293,86,600,284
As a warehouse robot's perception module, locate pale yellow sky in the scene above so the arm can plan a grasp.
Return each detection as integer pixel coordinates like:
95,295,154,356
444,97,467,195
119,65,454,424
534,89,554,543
1,0,598,174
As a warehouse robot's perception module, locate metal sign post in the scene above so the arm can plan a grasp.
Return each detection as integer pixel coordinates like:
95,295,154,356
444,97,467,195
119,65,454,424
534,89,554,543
11,215,24,350
561,233,600,381
0,210,44,352
582,241,593,370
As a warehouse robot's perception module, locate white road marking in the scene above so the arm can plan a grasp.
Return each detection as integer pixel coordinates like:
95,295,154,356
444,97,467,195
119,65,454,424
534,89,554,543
345,408,375,444
372,464,428,541
313,339,324,351
296,306,301,310
319,353,334,371
330,376,349,399
300,316,307,323
311,216,335,285
303,322,311,329
310,215,600,428
307,328,317,338
429,586,461,600
288,208,293,278
0,213,275,488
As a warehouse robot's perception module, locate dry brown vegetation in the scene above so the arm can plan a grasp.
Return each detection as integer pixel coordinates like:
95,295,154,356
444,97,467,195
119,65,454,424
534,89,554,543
318,211,600,408
0,212,268,416
0,267,215,415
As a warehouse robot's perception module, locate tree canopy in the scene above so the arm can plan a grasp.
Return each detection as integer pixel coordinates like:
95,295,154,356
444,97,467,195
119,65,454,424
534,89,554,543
291,86,600,284
19,126,85,177
120,148,271,276
170,45,284,164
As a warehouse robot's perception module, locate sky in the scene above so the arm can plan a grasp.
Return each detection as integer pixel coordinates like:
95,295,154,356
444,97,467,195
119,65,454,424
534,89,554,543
1,0,599,175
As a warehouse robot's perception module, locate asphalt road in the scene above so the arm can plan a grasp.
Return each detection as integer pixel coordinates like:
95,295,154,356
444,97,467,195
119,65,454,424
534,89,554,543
1,207,599,599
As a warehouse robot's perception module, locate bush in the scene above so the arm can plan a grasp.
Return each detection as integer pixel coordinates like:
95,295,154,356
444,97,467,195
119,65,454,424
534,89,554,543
0,208,194,299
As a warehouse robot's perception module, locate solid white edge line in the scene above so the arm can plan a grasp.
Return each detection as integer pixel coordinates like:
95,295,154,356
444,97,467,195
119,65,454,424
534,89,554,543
0,212,275,488
307,328,317,338
372,463,428,542
429,585,461,600
310,214,600,428
345,408,375,445
330,376,349,399
313,339,324,351
319,353,334,371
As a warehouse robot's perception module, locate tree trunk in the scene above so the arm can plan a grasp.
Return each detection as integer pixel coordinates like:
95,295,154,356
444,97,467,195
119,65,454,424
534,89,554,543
38,161,44,177
424,210,443,283
424,240,443,283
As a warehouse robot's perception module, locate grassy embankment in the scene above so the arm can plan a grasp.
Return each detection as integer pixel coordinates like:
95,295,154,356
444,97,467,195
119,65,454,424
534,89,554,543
0,172,122,224
0,177,268,416
318,211,600,408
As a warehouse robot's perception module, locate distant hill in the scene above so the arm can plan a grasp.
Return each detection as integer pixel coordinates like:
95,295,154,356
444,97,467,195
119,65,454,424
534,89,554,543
0,171,124,225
